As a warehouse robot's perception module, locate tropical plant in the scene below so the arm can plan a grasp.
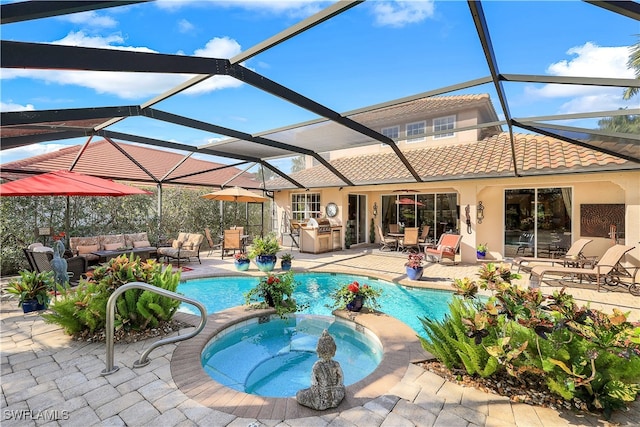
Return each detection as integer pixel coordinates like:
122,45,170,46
248,232,280,258
280,252,293,262
405,252,424,268
244,271,304,317
421,263,640,419
476,243,488,254
43,254,181,335
5,270,55,307
234,252,249,261
329,280,383,310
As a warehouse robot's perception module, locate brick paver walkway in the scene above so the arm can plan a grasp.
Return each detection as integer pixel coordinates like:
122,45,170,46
2,246,638,426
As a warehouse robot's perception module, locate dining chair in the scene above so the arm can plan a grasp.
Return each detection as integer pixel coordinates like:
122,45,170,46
418,225,431,243
389,224,400,233
222,229,242,259
399,227,420,253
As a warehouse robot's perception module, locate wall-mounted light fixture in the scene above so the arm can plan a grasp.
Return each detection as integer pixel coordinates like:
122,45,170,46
373,202,378,217
477,201,485,224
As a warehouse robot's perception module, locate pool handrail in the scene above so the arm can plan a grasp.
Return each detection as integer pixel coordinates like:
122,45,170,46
101,281,207,376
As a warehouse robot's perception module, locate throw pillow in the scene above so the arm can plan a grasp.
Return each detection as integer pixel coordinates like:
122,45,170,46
133,240,151,248
77,245,99,255
103,243,122,251
32,245,54,253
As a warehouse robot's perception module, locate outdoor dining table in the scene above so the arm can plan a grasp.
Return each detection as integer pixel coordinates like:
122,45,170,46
387,232,404,251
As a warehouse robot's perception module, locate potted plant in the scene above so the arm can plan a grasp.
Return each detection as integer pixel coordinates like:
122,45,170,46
244,271,304,317
234,252,250,271
280,253,293,271
404,252,425,280
5,270,55,313
248,232,280,272
476,243,488,259
329,280,382,312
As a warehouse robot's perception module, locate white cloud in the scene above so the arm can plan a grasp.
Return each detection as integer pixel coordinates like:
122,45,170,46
178,18,195,33
0,143,73,165
1,32,245,100
62,11,118,28
0,101,35,112
154,0,327,18
524,42,635,114
371,0,435,28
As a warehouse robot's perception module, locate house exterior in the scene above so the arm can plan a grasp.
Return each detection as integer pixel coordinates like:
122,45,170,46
270,94,639,266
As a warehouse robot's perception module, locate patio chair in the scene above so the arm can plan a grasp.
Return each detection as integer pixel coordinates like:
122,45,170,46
418,225,431,244
157,232,204,266
376,225,397,252
222,229,242,259
389,224,400,233
205,228,222,256
398,227,420,253
25,247,88,285
514,238,593,272
528,244,635,292
515,232,534,255
425,233,463,264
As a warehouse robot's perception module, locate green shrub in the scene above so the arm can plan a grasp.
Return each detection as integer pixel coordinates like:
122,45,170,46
422,263,640,419
43,254,181,335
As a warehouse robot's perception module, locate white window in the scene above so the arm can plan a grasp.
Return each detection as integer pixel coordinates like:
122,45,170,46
433,115,455,139
291,193,321,221
406,121,426,143
381,126,399,146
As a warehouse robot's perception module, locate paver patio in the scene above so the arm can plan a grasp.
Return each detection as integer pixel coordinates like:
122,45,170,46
1,246,638,426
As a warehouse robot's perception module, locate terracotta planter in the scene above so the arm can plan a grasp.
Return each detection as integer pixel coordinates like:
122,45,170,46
406,266,424,281
255,255,277,272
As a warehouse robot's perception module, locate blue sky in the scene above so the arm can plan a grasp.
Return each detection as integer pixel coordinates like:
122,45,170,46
1,0,637,169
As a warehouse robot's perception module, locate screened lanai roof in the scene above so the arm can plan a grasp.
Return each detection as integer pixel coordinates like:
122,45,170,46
1,0,638,190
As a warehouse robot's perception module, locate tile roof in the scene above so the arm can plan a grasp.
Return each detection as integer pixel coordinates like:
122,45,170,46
0,140,259,188
265,132,634,189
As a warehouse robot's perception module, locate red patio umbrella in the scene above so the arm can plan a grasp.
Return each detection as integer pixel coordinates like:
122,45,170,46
0,170,151,196
0,170,152,245
396,197,424,206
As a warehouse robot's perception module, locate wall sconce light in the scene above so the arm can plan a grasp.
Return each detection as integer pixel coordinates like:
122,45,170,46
373,202,378,217
477,201,485,224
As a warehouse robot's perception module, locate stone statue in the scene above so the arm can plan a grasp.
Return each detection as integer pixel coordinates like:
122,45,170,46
50,240,69,287
296,329,345,410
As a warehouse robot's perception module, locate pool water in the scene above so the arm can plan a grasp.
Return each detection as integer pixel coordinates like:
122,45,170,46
178,272,453,336
201,315,383,397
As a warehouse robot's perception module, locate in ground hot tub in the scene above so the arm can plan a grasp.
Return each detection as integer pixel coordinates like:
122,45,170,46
201,314,383,397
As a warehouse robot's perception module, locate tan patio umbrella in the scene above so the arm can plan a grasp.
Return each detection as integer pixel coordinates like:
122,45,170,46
201,186,268,229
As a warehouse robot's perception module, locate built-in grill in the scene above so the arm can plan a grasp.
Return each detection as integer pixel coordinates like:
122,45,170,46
308,218,331,234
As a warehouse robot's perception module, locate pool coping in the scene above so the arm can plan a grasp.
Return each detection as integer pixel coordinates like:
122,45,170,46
171,306,429,420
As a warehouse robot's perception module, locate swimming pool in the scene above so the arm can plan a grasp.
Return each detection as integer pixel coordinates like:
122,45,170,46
178,272,453,336
202,314,383,397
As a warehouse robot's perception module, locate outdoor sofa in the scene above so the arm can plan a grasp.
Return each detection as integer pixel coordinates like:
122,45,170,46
69,232,154,263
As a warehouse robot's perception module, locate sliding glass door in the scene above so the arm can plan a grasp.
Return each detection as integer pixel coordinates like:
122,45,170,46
504,188,572,258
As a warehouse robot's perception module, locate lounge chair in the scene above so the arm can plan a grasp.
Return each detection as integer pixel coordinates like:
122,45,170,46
376,224,397,252
222,229,242,259
514,238,593,272
157,232,204,266
528,244,635,292
425,233,463,264
398,227,420,253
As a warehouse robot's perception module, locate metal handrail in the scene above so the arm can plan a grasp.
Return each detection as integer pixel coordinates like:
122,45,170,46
101,281,207,376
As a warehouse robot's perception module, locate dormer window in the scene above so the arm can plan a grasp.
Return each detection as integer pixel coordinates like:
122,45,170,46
433,115,455,139
406,121,426,143
381,126,399,146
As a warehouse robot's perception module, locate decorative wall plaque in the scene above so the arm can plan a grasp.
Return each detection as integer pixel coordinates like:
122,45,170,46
580,204,625,238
